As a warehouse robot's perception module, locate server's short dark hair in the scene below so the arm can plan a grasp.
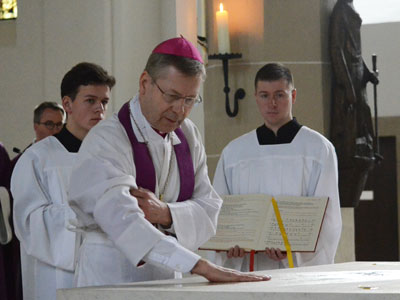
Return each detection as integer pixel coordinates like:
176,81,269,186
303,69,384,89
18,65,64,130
254,63,294,89
61,62,115,100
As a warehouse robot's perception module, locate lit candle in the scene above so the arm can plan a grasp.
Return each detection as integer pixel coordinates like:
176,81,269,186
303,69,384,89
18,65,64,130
216,3,230,54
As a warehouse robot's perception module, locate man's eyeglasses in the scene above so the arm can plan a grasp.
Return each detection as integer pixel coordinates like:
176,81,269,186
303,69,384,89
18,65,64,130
152,80,202,107
37,121,64,130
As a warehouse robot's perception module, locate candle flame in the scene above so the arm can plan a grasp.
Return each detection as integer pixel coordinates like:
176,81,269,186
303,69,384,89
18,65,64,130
219,3,224,12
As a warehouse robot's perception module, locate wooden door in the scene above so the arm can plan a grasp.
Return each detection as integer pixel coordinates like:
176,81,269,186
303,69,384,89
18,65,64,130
355,136,398,261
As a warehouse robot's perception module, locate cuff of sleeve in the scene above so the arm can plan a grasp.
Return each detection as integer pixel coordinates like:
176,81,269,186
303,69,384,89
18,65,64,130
161,204,175,233
144,236,200,273
114,217,164,266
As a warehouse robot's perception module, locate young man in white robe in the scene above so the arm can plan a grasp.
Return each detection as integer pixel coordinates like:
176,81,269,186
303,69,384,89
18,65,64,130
210,63,342,271
11,62,115,300
68,37,270,286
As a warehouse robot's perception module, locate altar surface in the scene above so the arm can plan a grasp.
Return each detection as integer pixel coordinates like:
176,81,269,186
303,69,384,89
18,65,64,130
57,262,400,300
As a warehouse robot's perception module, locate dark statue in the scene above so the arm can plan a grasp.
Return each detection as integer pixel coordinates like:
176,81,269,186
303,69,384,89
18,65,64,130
329,0,379,207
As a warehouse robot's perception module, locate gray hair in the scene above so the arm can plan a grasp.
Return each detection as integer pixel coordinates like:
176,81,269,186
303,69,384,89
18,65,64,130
145,53,206,81
33,102,65,123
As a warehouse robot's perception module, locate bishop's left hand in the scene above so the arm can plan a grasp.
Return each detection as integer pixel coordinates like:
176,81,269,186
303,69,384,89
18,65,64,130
130,187,172,227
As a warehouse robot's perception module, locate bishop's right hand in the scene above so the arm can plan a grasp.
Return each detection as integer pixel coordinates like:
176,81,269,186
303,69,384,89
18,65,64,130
191,259,271,283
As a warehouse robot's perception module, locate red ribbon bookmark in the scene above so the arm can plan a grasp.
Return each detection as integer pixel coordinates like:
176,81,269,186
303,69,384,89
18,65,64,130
249,250,256,272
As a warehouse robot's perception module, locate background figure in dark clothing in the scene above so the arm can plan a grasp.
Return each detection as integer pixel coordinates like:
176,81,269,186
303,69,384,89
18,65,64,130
329,0,379,207
0,143,11,189
0,143,22,300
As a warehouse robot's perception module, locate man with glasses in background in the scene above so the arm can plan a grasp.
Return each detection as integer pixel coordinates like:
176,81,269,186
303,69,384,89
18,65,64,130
68,37,270,287
12,62,115,300
33,102,65,142
11,102,65,165
211,63,342,271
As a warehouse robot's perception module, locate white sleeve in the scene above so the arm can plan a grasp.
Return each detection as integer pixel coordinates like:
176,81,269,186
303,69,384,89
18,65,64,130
68,126,202,271
11,150,75,271
296,143,342,266
168,125,222,251
212,150,231,195
143,236,200,273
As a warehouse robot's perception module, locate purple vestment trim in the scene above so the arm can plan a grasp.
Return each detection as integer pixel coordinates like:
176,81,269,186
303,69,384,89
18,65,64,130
118,101,194,202
172,125,195,202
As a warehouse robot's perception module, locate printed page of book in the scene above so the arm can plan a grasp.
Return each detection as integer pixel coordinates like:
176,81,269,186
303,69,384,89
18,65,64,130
201,194,271,250
257,196,329,251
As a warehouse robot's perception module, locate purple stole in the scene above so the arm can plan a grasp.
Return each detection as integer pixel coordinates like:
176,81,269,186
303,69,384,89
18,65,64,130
118,101,194,202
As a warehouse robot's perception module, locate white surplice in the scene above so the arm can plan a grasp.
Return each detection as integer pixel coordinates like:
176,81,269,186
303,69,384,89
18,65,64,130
68,96,222,287
210,126,342,271
11,138,77,300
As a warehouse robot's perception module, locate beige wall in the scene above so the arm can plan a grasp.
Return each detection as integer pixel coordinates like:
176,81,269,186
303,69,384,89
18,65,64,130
362,22,400,117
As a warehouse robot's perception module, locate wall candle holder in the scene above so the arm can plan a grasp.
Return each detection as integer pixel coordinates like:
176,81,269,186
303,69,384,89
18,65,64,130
208,53,245,117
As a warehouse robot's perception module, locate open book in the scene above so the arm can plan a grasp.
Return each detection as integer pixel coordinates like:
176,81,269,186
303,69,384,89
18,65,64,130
201,194,329,252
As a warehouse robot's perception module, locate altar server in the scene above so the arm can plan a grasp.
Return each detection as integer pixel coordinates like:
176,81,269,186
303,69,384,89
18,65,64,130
68,37,270,286
11,62,115,300
211,63,342,271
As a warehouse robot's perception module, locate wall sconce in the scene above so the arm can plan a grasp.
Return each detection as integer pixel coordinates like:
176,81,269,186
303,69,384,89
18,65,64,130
208,53,245,117
211,3,245,117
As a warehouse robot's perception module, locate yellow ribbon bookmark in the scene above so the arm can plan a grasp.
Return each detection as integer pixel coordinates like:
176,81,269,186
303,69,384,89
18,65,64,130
271,197,294,268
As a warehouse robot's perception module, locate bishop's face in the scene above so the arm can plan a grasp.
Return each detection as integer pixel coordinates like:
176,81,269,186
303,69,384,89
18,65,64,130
139,66,202,133
255,79,296,134
62,84,110,140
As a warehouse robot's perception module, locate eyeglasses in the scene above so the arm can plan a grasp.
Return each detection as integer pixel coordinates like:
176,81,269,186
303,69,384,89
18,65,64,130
37,121,64,130
152,79,202,107
256,90,294,103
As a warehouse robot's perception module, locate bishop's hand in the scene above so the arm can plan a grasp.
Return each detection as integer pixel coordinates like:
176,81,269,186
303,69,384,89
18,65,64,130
191,259,271,283
130,187,172,227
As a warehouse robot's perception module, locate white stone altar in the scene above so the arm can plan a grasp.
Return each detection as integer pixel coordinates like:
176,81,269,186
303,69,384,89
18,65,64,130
57,262,400,300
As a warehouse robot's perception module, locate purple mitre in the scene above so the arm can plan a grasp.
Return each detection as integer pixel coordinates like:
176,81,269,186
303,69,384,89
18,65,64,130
152,36,203,63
